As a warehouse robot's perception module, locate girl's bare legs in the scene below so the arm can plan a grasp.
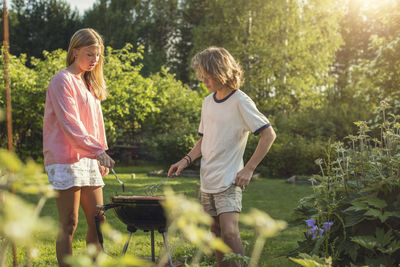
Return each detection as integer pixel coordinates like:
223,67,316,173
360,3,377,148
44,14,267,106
55,187,81,267
80,186,105,248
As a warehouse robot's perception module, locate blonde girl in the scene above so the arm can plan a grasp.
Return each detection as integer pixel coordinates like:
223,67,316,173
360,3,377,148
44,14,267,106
43,28,114,267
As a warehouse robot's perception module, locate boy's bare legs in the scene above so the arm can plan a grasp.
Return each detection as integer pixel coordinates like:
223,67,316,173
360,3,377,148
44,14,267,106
80,186,105,248
55,187,81,267
212,212,244,267
211,217,225,266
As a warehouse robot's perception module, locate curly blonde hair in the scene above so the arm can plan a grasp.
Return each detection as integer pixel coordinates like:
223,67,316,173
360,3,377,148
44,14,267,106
191,47,243,90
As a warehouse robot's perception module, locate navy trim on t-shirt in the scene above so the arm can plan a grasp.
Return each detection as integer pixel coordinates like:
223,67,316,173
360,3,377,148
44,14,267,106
198,132,204,136
213,89,237,103
253,123,271,135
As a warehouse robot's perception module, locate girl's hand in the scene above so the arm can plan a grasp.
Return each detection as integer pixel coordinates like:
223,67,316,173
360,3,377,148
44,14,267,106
96,152,115,169
97,162,109,176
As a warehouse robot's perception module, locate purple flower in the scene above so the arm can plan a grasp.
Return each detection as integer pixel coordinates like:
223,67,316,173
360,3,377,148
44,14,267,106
305,219,316,227
305,219,332,239
324,222,333,232
310,226,319,239
319,228,324,236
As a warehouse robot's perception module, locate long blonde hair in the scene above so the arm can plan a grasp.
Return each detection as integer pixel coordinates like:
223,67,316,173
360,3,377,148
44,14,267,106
67,28,108,100
191,47,243,90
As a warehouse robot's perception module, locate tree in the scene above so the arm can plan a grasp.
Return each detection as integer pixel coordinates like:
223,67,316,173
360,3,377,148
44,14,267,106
83,0,179,76
1,0,82,59
168,0,206,83
189,0,344,113
332,0,400,119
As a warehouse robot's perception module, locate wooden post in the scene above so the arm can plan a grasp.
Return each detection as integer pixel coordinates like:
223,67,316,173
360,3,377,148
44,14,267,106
3,0,12,152
3,1,17,266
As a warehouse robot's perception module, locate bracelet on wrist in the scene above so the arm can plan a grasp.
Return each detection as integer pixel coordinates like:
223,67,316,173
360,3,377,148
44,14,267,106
182,157,190,167
185,154,192,165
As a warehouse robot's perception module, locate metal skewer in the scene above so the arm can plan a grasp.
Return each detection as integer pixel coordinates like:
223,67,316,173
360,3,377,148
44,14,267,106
111,168,125,192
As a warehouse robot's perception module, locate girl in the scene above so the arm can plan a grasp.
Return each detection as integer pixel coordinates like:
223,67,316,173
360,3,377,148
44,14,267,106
43,28,114,267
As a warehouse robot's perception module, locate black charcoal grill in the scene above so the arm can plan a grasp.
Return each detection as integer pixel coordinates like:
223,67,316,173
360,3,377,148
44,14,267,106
95,170,174,266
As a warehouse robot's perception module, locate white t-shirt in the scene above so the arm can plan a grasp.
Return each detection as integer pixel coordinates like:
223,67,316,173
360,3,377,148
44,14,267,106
198,89,270,193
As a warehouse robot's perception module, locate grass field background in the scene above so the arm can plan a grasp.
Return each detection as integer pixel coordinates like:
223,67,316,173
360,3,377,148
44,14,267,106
9,163,312,266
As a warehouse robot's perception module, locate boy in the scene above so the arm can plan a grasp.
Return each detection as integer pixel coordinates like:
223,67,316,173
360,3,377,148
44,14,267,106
168,47,276,267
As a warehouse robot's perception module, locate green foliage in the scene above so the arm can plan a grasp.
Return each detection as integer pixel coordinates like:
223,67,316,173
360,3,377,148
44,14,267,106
261,133,326,177
142,69,203,163
0,48,64,160
0,149,57,266
223,253,250,267
102,44,157,146
290,253,332,267
290,103,400,266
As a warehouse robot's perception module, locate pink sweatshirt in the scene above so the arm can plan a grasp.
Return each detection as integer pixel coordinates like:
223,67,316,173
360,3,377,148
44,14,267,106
43,69,108,166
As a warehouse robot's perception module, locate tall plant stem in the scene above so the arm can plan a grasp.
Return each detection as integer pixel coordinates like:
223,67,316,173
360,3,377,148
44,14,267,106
34,196,47,217
248,236,266,267
359,137,364,178
190,249,203,267
352,140,359,186
25,247,32,267
0,239,10,267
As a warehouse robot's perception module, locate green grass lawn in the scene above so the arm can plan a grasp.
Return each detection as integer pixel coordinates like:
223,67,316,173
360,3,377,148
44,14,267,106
9,163,312,266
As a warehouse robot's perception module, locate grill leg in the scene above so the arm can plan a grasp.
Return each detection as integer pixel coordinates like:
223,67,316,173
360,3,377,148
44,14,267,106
162,232,174,267
151,230,155,262
94,215,104,250
122,231,133,256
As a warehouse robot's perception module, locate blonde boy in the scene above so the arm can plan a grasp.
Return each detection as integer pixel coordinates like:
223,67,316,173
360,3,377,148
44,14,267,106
168,47,276,267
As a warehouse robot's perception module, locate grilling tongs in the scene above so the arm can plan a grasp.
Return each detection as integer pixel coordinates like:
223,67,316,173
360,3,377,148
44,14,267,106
111,168,125,192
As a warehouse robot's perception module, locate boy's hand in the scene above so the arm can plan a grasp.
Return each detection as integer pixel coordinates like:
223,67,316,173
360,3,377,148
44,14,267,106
168,159,188,177
235,167,253,189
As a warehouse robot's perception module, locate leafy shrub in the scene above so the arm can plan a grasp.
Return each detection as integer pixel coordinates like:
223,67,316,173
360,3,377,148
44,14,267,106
0,49,63,160
141,70,204,164
245,132,327,178
290,102,400,266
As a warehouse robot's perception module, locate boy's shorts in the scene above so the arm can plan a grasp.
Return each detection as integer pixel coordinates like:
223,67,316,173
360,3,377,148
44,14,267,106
201,184,242,217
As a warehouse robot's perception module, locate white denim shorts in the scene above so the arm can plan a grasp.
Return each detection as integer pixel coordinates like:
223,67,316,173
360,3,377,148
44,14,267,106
201,184,242,217
45,158,104,190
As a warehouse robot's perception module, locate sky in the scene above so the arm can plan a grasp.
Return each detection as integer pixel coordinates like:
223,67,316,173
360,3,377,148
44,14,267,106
67,0,96,14
4,0,97,15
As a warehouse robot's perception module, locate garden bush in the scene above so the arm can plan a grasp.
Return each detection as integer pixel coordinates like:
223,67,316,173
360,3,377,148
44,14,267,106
141,70,205,163
245,132,327,178
290,102,400,266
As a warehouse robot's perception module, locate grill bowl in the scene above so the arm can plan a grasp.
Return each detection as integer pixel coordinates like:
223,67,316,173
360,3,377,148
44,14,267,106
110,196,167,232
